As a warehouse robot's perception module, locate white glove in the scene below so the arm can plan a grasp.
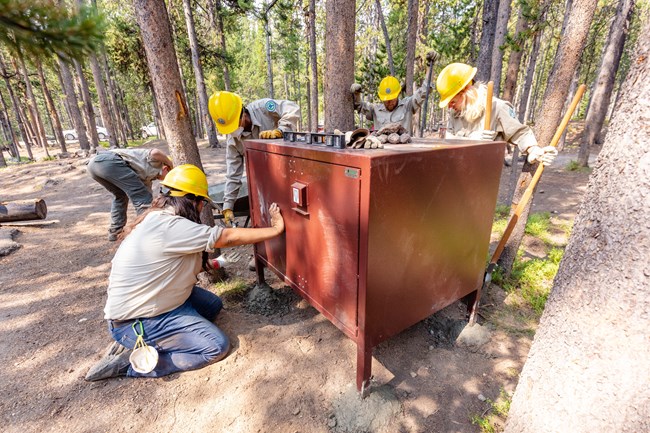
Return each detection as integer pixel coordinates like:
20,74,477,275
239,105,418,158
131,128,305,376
468,130,497,141
526,145,558,165
350,83,362,93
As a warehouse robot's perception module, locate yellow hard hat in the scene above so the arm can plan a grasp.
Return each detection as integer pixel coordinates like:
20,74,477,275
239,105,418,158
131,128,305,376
208,91,242,135
436,63,477,108
160,164,210,200
378,76,401,101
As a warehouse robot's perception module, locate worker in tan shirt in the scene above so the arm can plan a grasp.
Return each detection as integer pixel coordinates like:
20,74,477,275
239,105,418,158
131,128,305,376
436,62,557,166
85,164,285,381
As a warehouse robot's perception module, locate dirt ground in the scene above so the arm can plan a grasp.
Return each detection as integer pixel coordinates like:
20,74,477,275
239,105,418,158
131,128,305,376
0,133,595,433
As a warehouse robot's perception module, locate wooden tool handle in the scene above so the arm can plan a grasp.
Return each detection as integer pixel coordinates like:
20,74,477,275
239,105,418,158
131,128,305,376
489,84,586,265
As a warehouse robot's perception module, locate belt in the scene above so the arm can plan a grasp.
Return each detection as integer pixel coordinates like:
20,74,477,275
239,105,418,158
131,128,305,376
109,318,135,327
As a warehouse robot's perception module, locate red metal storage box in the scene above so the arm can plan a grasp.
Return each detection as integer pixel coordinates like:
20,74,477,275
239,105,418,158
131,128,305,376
244,138,505,392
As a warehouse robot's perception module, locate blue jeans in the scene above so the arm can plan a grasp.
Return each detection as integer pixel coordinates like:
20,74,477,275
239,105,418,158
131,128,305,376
87,152,153,232
109,286,230,378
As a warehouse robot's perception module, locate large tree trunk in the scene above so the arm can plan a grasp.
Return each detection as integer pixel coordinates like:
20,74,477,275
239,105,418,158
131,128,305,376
17,56,50,157
308,0,319,131
578,0,634,167
74,61,99,149
133,0,202,167
504,22,650,431
58,59,90,150
490,0,511,94
36,62,68,153
0,53,29,159
476,0,499,82
498,0,598,275
376,0,394,76
182,0,219,148
405,0,418,96
324,0,355,132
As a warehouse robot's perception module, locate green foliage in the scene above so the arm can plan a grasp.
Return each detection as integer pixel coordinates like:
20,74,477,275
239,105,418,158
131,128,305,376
491,204,511,238
503,247,564,315
470,389,513,433
0,0,105,60
426,0,478,63
565,160,592,173
524,211,551,238
213,277,249,301
491,209,571,315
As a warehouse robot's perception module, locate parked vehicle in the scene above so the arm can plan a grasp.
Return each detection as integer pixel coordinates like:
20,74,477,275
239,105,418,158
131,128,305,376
62,126,110,141
141,122,158,139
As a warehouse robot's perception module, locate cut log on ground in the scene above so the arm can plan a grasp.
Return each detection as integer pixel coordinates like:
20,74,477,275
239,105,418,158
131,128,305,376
0,199,47,222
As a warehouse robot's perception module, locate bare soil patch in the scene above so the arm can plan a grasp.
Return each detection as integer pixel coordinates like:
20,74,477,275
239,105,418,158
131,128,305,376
0,135,594,433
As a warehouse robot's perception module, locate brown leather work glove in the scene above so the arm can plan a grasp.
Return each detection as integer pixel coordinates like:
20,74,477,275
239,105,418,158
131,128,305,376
260,129,283,139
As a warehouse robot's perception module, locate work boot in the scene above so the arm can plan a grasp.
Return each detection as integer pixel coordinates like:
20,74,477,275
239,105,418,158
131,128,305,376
108,228,123,242
85,342,132,381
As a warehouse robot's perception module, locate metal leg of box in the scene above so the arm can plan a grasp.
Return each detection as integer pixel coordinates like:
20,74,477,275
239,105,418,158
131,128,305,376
356,338,372,396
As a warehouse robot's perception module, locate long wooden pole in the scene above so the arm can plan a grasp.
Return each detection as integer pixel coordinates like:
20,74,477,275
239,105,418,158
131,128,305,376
489,84,586,265
484,81,494,129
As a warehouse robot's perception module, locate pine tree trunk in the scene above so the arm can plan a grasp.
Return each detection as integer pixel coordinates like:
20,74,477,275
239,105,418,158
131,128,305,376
324,0,355,132
264,17,274,99
118,86,134,140
101,52,127,146
17,56,49,157
89,54,118,148
308,0,319,131
0,53,29,159
502,8,528,102
207,0,231,91
490,0,511,94
529,28,553,123
498,0,598,276
504,21,650,431
0,90,20,160
74,61,99,148
376,0,395,76
182,0,219,148
36,62,68,153
405,0,418,96
58,59,90,150
133,0,201,166
476,0,499,81
578,0,634,167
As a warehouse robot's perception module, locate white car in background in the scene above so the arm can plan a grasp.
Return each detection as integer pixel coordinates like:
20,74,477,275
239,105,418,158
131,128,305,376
141,122,158,139
62,126,109,141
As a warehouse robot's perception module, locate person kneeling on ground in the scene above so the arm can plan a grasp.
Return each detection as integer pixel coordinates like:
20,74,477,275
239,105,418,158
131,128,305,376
436,62,557,167
85,164,285,381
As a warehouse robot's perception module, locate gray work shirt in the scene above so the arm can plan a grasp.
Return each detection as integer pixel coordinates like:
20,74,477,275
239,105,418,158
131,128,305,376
109,148,164,191
355,85,426,132
447,97,538,153
223,98,300,210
